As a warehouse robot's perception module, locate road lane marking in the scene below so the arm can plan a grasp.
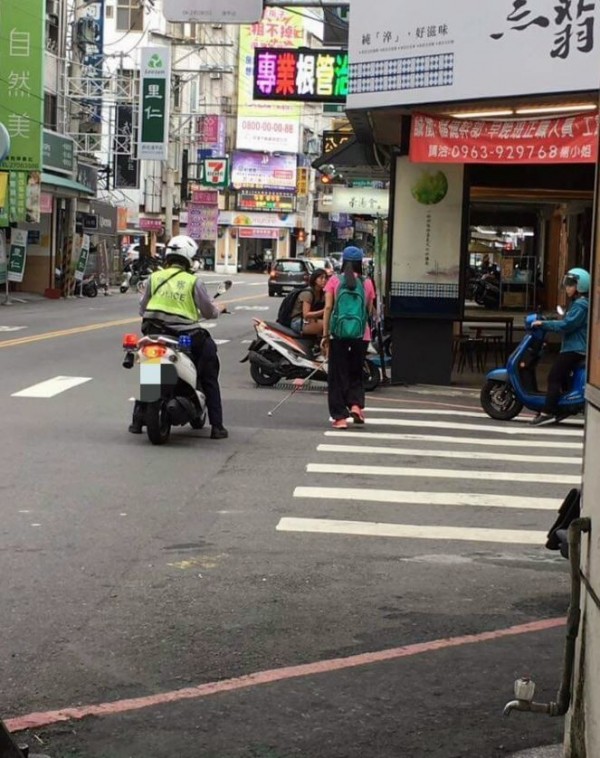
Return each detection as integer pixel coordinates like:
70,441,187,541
5,617,565,732
0,325,27,331
316,443,581,466
11,376,92,398
306,462,580,485
277,517,547,544
293,485,560,510
213,339,230,345
364,417,584,437
0,293,265,349
324,430,583,450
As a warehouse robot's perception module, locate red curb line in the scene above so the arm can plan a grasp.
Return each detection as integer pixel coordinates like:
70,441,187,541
7,616,566,733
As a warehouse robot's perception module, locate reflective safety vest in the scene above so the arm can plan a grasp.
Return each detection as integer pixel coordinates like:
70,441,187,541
145,267,198,322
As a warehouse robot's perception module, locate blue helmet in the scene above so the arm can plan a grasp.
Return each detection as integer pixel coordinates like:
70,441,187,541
564,267,590,294
342,245,364,262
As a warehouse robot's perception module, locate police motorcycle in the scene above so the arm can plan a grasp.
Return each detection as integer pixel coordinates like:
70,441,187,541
241,317,381,392
122,280,232,445
480,308,585,421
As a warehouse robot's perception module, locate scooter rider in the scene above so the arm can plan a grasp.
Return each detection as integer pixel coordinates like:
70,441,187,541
129,234,229,439
530,267,590,426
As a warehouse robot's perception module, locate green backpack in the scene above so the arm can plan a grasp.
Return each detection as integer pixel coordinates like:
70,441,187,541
330,276,367,340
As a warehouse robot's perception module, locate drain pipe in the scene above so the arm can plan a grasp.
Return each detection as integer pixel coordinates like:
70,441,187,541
503,517,592,718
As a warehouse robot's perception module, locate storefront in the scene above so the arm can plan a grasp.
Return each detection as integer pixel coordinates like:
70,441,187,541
346,0,600,384
216,210,303,274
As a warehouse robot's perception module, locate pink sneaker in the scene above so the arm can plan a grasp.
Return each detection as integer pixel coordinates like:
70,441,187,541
331,418,348,429
350,405,365,424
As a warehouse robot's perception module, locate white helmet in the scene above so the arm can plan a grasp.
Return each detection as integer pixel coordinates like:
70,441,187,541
166,235,198,263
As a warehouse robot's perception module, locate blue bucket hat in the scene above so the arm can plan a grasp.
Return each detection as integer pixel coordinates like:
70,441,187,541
342,245,364,262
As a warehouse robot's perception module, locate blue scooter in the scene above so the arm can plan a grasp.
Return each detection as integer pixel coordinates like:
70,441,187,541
480,311,585,421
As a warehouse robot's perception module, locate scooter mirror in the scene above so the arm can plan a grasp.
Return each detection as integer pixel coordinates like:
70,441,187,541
216,280,232,296
557,305,565,317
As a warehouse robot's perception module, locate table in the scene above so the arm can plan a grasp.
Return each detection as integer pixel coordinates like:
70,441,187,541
456,316,514,364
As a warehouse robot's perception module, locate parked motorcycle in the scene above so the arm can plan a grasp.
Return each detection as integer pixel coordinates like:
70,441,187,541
480,310,585,421
122,280,232,445
241,318,381,392
473,271,501,309
120,259,161,294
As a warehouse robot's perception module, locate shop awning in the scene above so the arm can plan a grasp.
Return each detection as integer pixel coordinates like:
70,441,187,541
41,172,95,195
312,137,389,182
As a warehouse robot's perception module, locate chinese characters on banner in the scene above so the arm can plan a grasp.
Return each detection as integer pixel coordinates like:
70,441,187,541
139,48,171,160
347,0,600,110
163,0,262,23
196,115,227,155
114,105,140,189
253,49,349,103
491,0,596,60
237,7,305,152
75,235,91,281
0,0,45,171
231,151,297,191
410,113,600,164
7,228,28,283
329,187,390,216
187,206,219,241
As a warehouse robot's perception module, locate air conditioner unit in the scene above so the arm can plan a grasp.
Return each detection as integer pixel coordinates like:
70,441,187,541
211,24,223,29
209,72,222,80
46,0,59,17
220,95,232,114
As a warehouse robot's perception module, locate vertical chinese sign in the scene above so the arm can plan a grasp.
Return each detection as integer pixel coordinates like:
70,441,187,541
0,0,45,171
237,7,305,153
7,228,28,283
139,48,171,160
114,105,140,188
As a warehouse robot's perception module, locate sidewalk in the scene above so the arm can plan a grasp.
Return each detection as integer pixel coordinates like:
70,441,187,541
509,746,562,757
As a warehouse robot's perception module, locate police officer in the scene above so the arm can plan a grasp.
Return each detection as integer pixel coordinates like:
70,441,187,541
129,235,228,439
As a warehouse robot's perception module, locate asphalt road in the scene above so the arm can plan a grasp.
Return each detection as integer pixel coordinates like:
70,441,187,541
0,275,574,757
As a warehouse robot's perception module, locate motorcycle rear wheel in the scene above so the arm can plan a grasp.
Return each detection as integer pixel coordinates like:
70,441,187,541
146,400,171,444
480,380,523,420
249,349,281,386
363,360,380,392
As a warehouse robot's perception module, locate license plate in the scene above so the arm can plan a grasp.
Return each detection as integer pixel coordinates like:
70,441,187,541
140,363,162,384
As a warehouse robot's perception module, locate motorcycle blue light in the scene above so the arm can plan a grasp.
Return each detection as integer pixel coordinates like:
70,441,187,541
178,335,192,350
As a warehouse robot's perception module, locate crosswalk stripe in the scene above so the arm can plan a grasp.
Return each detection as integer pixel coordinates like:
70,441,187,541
316,443,581,466
364,418,584,437
276,517,547,545
365,406,584,427
293,486,560,510
306,462,580,485
324,430,583,450
11,376,92,398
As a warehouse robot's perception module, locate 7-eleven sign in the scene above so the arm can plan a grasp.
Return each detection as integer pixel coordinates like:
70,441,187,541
201,157,229,188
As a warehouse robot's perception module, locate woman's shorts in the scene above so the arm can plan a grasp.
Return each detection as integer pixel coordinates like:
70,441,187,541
290,316,303,333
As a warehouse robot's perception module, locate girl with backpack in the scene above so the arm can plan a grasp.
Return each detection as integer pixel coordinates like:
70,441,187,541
321,246,375,429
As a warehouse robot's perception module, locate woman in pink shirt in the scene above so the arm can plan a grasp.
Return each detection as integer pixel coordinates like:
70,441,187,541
321,246,375,429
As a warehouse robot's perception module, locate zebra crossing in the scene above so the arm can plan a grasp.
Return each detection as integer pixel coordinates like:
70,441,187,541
276,406,584,552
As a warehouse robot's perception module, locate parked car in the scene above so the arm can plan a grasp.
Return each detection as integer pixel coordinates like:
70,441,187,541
268,258,314,297
301,257,335,277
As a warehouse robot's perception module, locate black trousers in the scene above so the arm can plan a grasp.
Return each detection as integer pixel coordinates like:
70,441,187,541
544,351,584,415
328,338,367,420
137,320,224,427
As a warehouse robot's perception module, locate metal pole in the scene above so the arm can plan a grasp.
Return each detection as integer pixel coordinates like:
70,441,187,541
1,230,12,307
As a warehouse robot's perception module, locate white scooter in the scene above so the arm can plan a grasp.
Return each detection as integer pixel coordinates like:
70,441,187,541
241,318,381,391
122,280,231,445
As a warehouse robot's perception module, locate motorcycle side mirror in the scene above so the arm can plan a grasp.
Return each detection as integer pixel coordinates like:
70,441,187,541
217,280,232,295
557,305,565,317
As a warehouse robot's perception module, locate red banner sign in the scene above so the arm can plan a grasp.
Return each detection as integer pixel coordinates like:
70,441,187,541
410,113,599,164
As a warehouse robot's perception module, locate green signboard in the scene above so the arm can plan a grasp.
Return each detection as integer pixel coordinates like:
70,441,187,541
0,0,45,171
43,130,75,175
139,48,171,161
7,228,28,283
0,232,7,285
74,234,91,281
9,172,27,223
